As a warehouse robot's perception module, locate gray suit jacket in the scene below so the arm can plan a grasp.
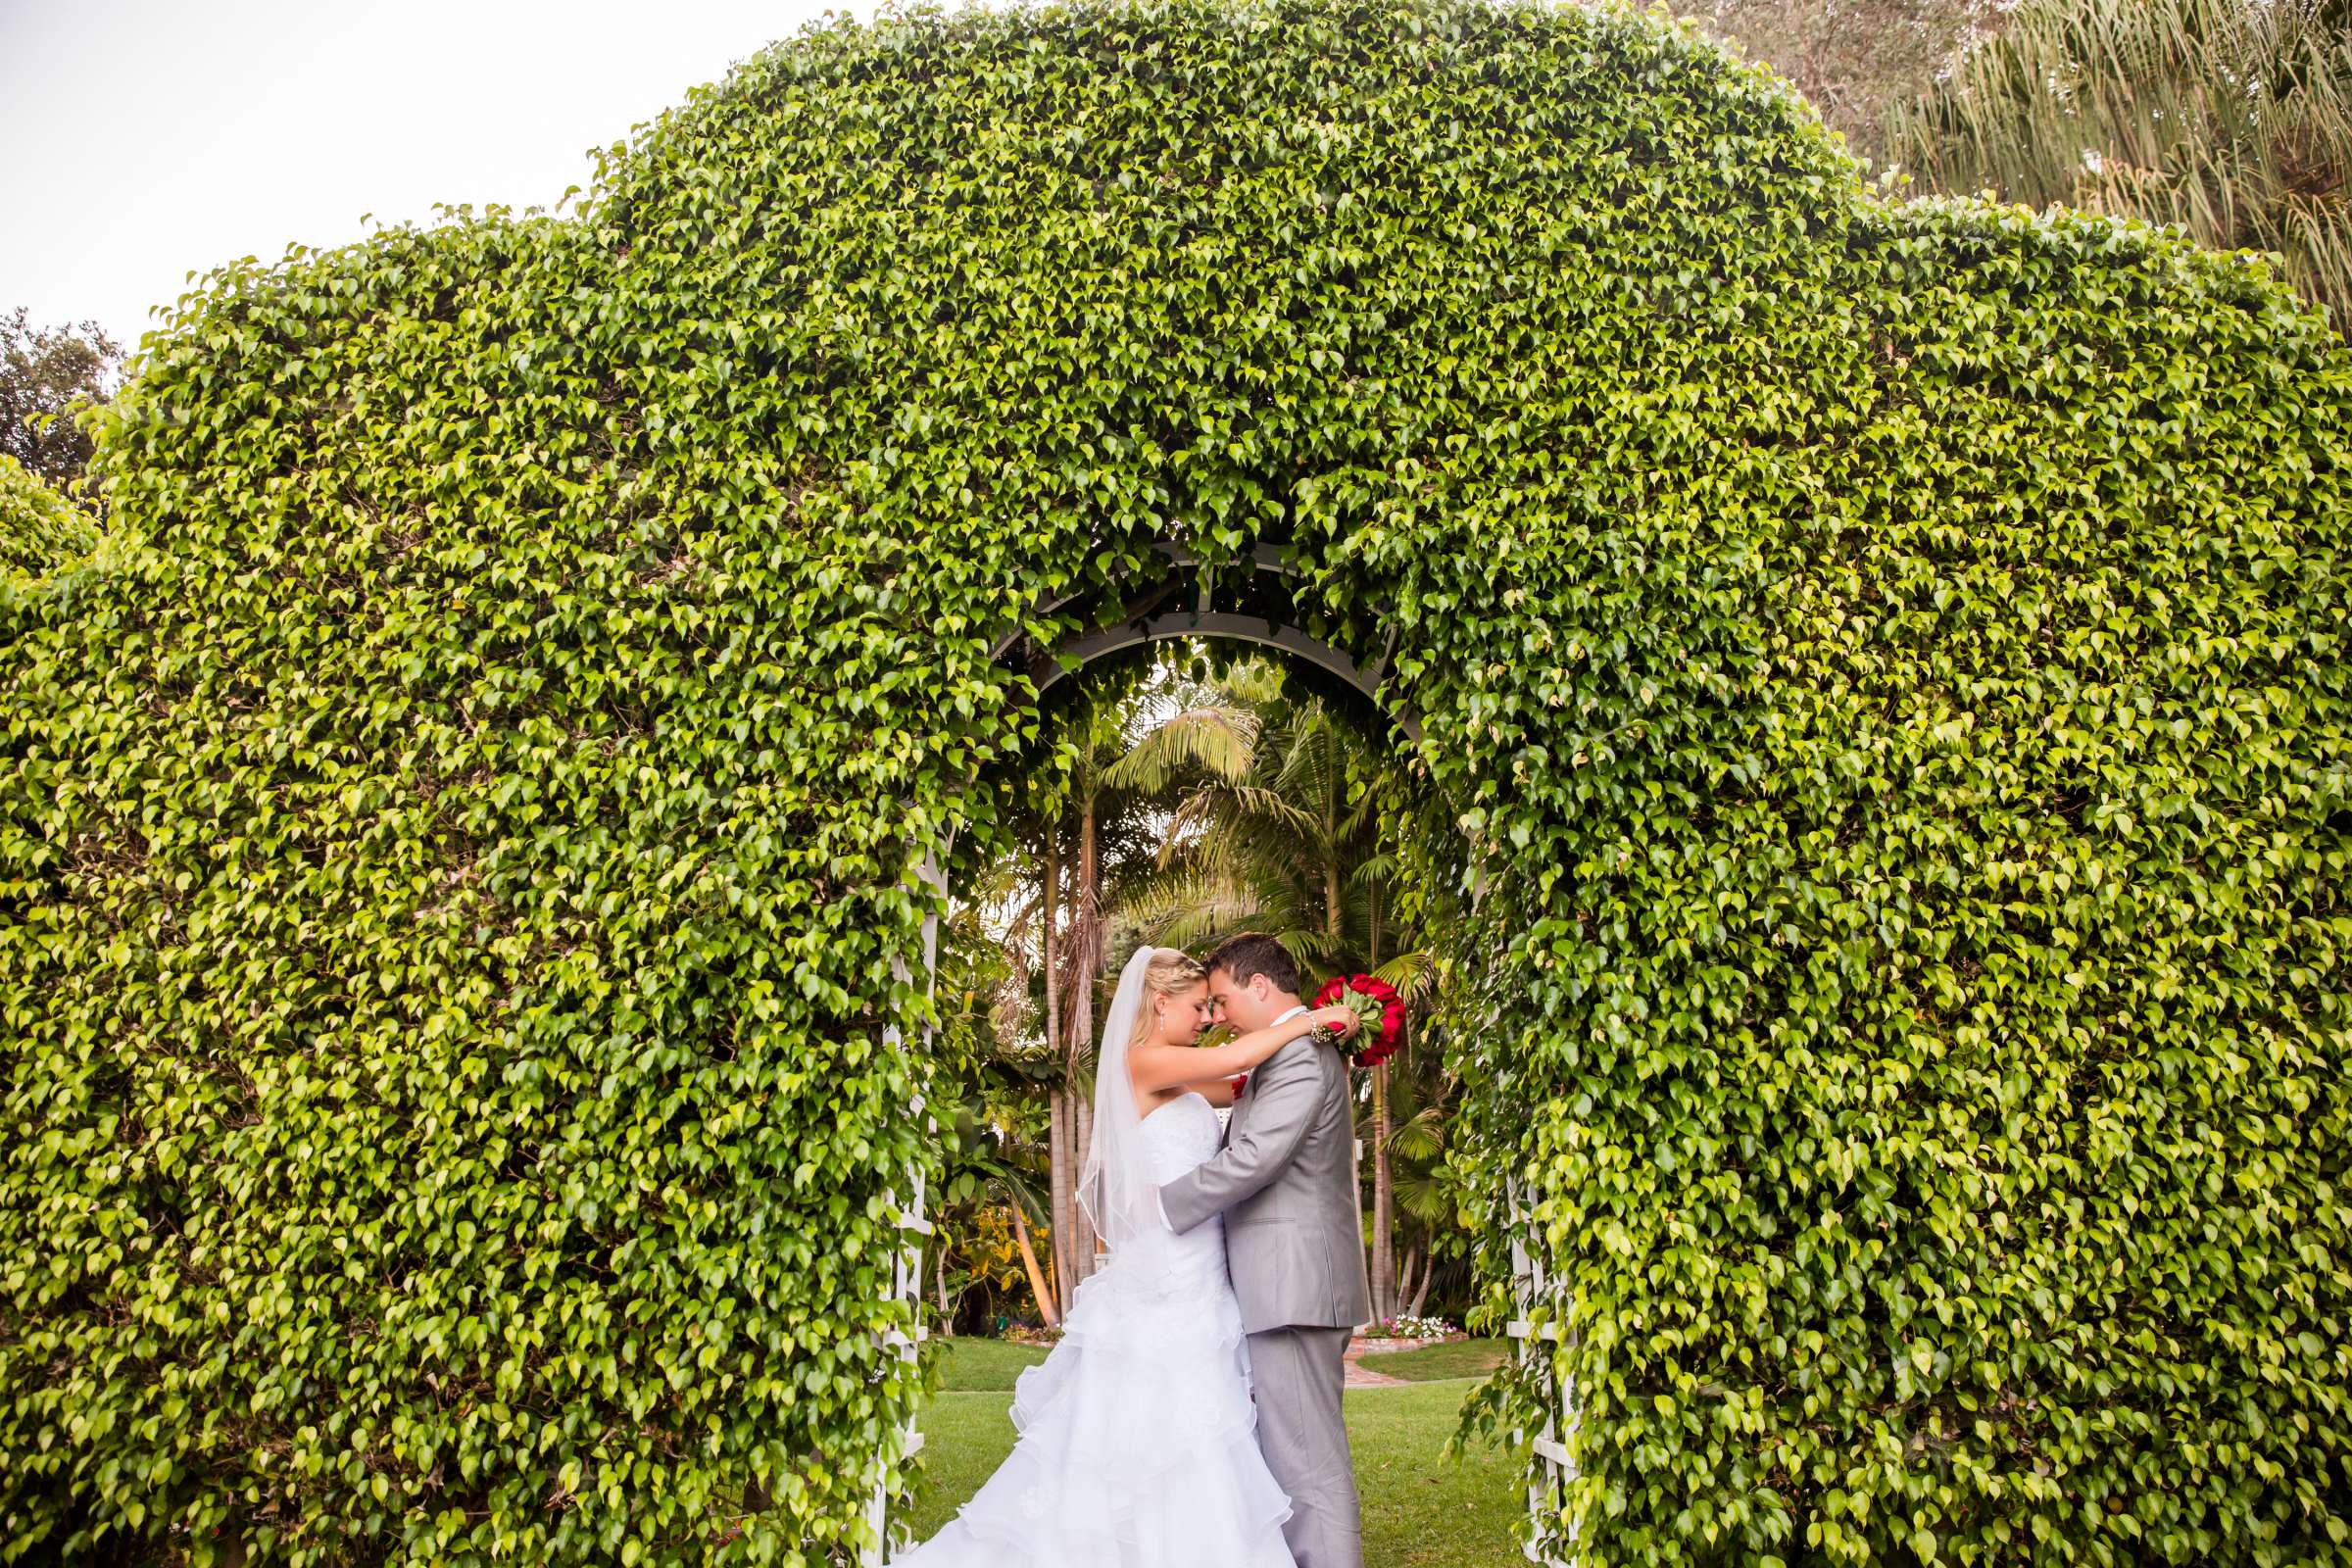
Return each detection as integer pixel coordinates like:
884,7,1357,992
1158,1026,1372,1334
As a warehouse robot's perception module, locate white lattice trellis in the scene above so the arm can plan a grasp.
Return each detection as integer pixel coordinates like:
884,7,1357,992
1507,1169,1580,1566
863,836,951,1566
1464,862,1581,1562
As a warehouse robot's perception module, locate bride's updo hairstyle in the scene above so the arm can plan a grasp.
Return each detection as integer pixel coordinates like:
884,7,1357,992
1132,947,1207,1042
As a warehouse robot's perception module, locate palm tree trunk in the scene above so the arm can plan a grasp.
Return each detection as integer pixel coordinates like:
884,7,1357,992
1010,1200,1059,1327
1406,1250,1435,1317
1073,1096,1096,1272
1369,895,1395,1322
1371,1061,1395,1320
1069,787,1102,1279
1324,841,1372,1324
1049,1088,1072,1296
1044,829,1074,1296
1324,851,1344,950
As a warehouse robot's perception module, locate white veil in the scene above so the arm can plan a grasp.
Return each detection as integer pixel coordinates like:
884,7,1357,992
1077,945,1166,1258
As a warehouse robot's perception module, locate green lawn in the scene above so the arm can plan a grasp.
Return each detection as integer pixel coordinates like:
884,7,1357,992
927,1334,1051,1392
902,1337,1529,1567
1361,1336,1508,1383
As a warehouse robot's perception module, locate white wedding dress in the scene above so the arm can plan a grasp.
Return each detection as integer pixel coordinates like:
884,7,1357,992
890,1089,1298,1567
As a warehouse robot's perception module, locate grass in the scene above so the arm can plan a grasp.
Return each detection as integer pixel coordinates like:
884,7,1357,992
900,1337,1529,1567
1360,1336,1508,1383
926,1335,1050,1392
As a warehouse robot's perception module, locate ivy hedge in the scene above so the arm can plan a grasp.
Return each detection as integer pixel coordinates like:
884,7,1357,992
3,0,2347,1564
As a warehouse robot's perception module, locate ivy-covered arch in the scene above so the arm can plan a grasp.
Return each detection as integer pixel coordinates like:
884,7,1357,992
4,1,2348,1565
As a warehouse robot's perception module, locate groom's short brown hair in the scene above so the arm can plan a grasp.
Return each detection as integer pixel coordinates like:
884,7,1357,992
1204,932,1302,997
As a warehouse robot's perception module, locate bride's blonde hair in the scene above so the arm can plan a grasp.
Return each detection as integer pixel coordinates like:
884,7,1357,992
1132,947,1207,1043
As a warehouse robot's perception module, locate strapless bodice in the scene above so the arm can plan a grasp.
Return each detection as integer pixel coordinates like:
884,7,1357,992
1138,1091,1223,1183
1107,1092,1230,1298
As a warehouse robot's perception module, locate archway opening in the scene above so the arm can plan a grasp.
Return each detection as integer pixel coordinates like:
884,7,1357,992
874,594,1536,1559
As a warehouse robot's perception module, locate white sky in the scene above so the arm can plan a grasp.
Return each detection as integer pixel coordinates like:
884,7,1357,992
1,0,871,362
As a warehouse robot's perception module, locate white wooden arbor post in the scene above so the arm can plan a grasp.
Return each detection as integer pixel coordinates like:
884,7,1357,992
1507,1169,1580,1566
863,832,952,1566
1467,862,1579,1565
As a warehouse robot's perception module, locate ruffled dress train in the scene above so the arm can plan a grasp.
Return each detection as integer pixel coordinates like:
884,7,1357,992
890,1091,1296,1567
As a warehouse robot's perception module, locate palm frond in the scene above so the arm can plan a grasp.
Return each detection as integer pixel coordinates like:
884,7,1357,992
985,1163,1053,1230
1268,704,1340,811
1394,1167,1455,1227
1166,784,1323,849
1371,949,1444,1004
1274,925,1346,976
1113,861,1270,954
1102,702,1259,793
1387,1102,1446,1163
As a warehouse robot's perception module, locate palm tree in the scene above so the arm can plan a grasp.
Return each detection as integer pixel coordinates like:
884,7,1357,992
1121,689,1383,969
1364,944,1466,1321
932,1099,1061,1328
924,863,1066,1328
1885,0,2352,330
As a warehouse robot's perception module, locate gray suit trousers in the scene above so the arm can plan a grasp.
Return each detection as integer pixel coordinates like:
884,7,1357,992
1247,1324,1362,1568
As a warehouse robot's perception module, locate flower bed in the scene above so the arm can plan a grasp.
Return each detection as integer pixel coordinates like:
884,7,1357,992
1352,1314,1460,1351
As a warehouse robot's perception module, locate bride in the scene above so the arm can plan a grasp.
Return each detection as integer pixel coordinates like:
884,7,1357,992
889,944,1361,1566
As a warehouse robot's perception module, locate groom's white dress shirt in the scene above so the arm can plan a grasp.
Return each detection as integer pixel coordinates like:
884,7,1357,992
1154,1003,1311,1231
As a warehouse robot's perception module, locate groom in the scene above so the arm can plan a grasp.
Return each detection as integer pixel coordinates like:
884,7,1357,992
1156,932,1372,1568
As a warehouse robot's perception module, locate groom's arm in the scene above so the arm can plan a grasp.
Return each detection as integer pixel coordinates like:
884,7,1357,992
1155,1036,1324,1235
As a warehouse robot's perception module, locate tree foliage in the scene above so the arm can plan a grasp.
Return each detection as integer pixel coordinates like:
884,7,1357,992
1678,0,2012,158
2,0,2347,1564
0,307,122,492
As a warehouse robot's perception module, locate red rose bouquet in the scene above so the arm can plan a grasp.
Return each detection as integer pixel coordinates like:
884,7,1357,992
1231,974,1406,1098
1313,973,1405,1067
